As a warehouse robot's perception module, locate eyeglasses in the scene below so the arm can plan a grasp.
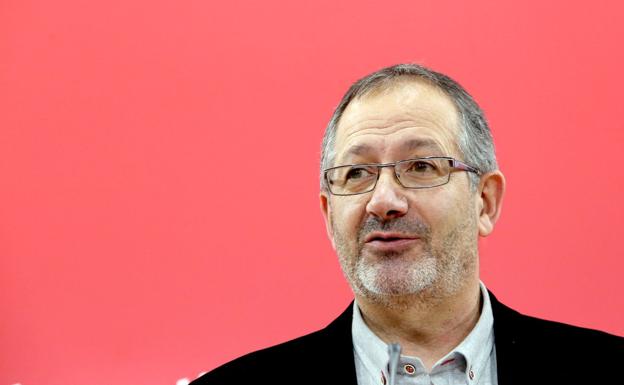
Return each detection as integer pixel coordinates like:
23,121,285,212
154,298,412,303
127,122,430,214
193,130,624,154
323,156,481,196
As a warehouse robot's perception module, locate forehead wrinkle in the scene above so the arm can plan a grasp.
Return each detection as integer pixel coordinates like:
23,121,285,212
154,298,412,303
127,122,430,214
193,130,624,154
340,81,460,131
341,121,423,143
344,138,442,157
339,108,454,138
334,83,463,163
337,118,454,159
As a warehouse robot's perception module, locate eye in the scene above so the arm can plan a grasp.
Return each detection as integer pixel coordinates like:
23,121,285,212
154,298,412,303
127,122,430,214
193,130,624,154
345,166,374,181
407,160,438,173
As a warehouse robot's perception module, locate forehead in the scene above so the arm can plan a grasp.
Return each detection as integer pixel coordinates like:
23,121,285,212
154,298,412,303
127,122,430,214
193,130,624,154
334,80,461,162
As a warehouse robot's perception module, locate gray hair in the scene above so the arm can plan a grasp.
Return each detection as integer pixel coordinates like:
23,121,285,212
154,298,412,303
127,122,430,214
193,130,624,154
320,63,498,190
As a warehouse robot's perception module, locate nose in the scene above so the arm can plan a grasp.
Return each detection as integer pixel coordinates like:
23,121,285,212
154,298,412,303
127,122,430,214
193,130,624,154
366,168,408,221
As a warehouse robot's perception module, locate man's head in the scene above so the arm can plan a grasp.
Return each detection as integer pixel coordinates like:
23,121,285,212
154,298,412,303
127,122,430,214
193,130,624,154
319,64,505,307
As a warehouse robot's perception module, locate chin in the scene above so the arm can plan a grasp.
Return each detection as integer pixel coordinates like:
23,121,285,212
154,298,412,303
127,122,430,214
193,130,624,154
355,256,439,299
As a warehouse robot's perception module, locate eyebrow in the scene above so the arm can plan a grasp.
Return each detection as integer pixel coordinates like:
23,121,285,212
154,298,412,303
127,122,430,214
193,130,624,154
343,138,443,159
402,138,443,153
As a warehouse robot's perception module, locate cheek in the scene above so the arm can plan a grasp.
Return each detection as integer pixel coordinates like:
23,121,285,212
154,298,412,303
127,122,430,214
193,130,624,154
332,199,367,237
415,188,472,231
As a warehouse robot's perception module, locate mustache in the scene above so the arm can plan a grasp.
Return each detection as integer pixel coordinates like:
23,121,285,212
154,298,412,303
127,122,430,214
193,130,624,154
357,216,430,243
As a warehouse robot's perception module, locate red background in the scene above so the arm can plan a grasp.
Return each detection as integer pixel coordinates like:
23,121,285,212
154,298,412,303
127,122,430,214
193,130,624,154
2,1,623,384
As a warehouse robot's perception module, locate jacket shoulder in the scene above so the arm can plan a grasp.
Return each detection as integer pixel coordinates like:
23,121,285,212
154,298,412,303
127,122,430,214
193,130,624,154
513,309,623,352
491,291,623,350
190,303,357,385
490,291,623,384
193,328,327,382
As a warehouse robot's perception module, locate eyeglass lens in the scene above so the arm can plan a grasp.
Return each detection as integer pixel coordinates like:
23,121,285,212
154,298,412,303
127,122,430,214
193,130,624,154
326,158,454,195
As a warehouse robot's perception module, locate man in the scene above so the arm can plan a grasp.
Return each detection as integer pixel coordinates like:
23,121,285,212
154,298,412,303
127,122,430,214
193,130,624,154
191,64,623,385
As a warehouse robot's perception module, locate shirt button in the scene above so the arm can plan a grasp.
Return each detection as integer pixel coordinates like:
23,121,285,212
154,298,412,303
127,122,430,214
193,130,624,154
403,364,416,375
469,369,475,380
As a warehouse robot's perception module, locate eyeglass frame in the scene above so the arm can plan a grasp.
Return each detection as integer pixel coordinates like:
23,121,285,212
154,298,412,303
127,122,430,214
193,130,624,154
323,156,481,196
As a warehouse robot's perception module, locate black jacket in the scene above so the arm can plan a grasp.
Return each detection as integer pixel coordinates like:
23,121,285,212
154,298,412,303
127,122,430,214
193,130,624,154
192,291,623,384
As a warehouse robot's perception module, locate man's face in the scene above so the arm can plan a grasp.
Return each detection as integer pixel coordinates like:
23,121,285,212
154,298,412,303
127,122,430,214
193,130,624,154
321,81,481,305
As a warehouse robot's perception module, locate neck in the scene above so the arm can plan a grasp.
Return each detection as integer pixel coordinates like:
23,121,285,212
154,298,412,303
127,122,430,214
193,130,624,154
356,279,482,371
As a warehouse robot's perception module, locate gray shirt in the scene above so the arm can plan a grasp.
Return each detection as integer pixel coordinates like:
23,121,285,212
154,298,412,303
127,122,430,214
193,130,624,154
352,282,497,385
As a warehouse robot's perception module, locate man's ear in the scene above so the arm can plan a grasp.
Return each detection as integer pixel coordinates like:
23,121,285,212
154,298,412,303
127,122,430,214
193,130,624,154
320,192,336,250
476,171,506,237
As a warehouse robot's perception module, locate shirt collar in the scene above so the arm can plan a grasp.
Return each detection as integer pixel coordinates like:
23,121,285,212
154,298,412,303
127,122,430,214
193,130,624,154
352,281,495,384
451,281,495,383
352,294,390,382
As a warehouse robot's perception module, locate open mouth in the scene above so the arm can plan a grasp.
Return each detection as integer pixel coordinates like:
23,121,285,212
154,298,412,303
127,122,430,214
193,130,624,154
370,236,405,242
364,232,420,251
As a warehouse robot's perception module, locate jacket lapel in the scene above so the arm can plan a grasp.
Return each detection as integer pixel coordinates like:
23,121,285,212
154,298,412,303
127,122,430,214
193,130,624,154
317,302,359,385
489,291,523,385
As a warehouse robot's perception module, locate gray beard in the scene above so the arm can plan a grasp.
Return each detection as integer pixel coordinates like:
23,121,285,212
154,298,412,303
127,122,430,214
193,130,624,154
333,214,477,307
